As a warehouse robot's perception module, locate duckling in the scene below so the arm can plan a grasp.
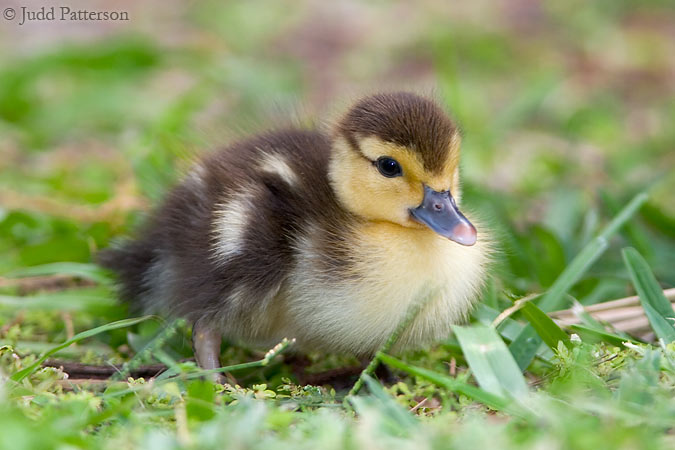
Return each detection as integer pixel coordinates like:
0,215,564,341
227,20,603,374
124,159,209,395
99,92,489,374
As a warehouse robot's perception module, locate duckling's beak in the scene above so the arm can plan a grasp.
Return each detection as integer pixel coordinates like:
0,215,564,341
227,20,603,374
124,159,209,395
410,185,477,246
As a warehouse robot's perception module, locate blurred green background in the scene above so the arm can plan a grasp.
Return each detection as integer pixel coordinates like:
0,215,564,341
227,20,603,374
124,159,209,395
1,0,672,291
1,2,675,448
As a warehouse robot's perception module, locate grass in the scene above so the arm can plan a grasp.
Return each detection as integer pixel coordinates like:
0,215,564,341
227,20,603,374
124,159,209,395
1,1,675,449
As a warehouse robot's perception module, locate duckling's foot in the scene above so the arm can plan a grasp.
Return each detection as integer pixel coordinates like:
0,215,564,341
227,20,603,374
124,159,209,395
192,319,225,384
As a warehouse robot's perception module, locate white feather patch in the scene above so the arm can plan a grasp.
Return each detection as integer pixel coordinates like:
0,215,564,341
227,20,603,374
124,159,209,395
211,191,254,262
258,152,299,186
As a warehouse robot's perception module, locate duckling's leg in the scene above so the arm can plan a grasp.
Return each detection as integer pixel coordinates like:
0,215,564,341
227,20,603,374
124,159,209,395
192,319,224,383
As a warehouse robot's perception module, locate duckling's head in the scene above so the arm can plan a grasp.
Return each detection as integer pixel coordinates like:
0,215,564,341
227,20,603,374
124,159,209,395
329,92,476,246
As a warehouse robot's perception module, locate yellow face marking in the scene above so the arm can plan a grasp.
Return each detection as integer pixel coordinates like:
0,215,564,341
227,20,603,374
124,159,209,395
328,133,462,228
358,135,461,191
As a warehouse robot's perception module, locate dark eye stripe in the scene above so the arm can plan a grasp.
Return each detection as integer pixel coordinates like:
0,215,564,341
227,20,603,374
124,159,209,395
375,156,403,178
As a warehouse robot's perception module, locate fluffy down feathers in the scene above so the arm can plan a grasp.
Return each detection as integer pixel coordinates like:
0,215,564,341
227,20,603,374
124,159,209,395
99,92,489,357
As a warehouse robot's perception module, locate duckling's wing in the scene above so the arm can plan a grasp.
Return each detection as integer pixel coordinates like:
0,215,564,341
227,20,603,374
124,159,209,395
101,129,351,330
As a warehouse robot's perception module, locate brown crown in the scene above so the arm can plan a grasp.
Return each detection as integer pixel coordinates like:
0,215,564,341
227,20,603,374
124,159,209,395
337,92,458,174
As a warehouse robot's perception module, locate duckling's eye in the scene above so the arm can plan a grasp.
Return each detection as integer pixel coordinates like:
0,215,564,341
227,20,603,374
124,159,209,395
375,157,403,178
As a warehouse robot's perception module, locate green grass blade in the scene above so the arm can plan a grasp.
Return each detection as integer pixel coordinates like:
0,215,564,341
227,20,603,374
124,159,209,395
474,303,525,341
622,247,675,319
519,302,570,351
483,278,499,310
596,193,650,240
638,302,675,343
10,316,154,383
601,191,652,259
641,201,675,240
564,300,640,343
473,304,554,363
12,340,115,358
538,238,609,313
360,374,417,428
101,340,294,400
3,262,113,285
509,239,608,369
178,338,294,381
111,319,184,381
509,192,648,370
570,324,641,347
378,353,530,418
452,325,528,399
0,289,117,313
622,247,675,343
568,324,641,346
